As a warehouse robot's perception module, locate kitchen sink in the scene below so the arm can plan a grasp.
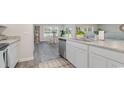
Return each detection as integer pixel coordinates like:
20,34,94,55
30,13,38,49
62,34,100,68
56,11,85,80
76,38,94,42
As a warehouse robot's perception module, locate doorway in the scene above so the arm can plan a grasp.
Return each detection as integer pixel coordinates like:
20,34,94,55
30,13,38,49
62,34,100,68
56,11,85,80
33,24,61,63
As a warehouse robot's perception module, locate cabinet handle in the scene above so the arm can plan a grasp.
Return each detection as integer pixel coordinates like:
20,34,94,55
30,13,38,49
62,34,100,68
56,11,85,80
3,52,5,63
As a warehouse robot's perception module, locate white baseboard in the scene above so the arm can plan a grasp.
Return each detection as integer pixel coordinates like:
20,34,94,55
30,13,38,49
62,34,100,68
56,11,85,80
18,57,34,62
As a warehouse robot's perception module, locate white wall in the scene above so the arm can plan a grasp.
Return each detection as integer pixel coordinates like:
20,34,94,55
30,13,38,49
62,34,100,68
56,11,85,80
3,24,34,62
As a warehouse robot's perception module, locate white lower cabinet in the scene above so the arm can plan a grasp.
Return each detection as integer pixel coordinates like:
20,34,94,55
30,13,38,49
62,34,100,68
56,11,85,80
66,40,124,68
74,48,88,68
89,52,107,68
66,43,75,65
89,46,124,68
0,51,6,68
66,41,88,68
7,42,19,68
89,53,124,68
107,60,124,68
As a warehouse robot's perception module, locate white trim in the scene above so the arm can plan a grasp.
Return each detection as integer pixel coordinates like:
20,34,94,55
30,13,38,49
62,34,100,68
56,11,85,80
18,57,34,62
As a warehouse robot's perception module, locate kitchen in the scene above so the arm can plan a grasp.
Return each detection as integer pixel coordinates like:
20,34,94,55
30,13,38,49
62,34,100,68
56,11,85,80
60,24,124,68
1,1,124,93
0,24,33,68
0,24,124,68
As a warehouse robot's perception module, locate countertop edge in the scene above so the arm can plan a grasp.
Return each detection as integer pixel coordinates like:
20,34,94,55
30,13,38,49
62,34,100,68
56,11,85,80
0,36,21,44
67,39,124,53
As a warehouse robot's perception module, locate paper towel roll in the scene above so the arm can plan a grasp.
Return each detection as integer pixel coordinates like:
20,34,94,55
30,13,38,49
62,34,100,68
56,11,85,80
98,31,104,40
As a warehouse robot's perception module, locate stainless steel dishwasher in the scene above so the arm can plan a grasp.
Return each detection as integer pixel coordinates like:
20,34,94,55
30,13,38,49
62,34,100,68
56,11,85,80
59,38,66,59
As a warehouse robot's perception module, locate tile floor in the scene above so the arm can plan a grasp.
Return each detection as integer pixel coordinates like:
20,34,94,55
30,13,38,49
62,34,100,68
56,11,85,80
39,57,75,68
33,41,59,63
15,60,39,68
16,42,75,68
16,57,74,68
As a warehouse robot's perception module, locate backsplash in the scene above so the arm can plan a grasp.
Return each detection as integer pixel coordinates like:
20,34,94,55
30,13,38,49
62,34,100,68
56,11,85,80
105,32,124,40
98,24,124,40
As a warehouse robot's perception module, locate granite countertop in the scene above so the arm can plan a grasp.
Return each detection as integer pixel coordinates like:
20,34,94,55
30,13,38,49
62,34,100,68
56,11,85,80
0,36,20,44
68,38,124,53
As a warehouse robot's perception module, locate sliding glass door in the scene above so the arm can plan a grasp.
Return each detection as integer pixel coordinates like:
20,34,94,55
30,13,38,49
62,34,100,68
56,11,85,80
43,24,61,44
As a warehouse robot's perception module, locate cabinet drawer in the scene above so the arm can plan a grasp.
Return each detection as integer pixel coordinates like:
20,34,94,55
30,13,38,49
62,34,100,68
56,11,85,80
67,41,88,51
89,46,124,64
7,42,19,68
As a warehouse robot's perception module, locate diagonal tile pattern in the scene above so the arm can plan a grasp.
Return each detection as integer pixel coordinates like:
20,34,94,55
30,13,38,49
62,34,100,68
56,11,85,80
16,58,75,68
16,42,75,68
39,58,75,68
15,60,39,68
34,42,59,63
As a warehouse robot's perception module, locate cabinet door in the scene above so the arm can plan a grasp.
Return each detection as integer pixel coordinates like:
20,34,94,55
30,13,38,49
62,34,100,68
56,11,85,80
89,52,107,68
66,43,71,62
8,43,18,68
74,48,88,68
66,43,75,65
0,51,5,68
70,46,76,67
66,42,88,68
107,60,124,68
